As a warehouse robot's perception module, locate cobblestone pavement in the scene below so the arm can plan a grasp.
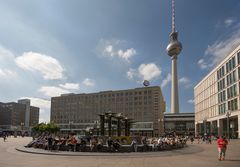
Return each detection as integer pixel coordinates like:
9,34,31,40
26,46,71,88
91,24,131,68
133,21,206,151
0,137,240,167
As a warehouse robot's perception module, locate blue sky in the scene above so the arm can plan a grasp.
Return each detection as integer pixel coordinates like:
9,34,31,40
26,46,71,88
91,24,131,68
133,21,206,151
0,0,240,122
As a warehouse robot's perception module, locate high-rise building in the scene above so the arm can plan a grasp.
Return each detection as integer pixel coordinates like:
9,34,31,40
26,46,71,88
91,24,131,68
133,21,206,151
51,86,165,136
0,100,39,132
166,0,182,114
18,99,31,127
194,45,240,138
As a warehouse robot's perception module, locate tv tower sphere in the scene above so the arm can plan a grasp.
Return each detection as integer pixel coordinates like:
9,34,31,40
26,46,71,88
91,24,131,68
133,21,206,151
166,31,182,57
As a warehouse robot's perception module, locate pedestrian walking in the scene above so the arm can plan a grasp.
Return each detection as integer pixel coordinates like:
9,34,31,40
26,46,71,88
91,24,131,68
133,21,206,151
190,137,194,144
217,136,228,161
3,134,7,142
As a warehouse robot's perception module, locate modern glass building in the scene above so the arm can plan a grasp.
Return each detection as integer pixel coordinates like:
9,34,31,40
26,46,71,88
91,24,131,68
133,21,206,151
194,45,240,138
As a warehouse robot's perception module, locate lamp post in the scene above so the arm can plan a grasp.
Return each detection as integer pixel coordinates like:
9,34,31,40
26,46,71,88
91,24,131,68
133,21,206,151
69,121,73,134
203,117,207,136
99,114,105,136
115,113,123,136
105,111,116,137
93,120,99,136
230,121,234,139
20,122,24,136
158,119,160,137
226,111,231,140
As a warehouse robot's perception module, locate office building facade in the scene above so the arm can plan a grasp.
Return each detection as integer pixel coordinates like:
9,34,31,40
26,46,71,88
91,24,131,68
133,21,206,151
0,100,39,132
164,113,195,136
51,86,165,136
194,45,240,138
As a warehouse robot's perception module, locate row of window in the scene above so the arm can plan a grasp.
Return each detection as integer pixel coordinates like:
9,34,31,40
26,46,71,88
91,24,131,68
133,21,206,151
217,66,225,80
218,98,238,115
217,70,237,92
226,70,236,85
228,98,238,111
218,103,226,115
217,78,225,91
227,84,237,99
226,56,236,73
217,54,238,80
218,91,226,103
217,84,237,103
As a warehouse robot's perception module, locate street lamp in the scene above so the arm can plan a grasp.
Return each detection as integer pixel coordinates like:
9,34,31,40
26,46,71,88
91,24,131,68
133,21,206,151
226,111,231,140
158,118,164,137
20,122,24,136
69,121,73,133
203,117,207,136
115,113,123,137
20,122,24,130
158,119,161,137
230,121,234,139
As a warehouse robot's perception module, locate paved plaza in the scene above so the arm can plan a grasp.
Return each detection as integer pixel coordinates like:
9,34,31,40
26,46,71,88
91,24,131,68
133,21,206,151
0,137,239,167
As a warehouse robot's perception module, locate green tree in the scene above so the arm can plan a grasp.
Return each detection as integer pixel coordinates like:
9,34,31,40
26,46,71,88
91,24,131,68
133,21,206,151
32,122,60,134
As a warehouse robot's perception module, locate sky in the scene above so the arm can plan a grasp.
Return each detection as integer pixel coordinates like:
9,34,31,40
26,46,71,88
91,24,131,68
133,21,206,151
0,0,240,123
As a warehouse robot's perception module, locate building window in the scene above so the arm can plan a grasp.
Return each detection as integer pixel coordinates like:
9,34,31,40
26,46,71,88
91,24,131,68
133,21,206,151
227,75,229,85
221,66,225,77
229,60,232,71
234,98,238,110
223,90,226,101
228,101,231,111
226,62,229,73
233,70,236,83
238,52,240,64
233,84,237,97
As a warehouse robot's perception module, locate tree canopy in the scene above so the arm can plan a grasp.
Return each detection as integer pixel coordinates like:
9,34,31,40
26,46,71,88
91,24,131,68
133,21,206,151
32,122,60,133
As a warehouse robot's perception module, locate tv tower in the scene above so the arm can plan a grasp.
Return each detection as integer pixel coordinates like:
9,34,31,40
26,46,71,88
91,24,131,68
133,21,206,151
166,0,182,114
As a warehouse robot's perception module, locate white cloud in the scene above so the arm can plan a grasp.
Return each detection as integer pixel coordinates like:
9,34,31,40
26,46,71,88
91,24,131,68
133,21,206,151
0,69,17,78
59,83,79,90
101,39,136,63
179,77,190,84
127,68,137,80
117,48,136,62
197,59,209,69
0,45,18,79
161,73,171,88
224,18,234,27
104,45,114,57
39,86,70,97
127,63,161,82
179,77,192,88
82,78,95,87
104,45,136,62
0,45,15,60
187,99,194,104
15,51,64,80
138,63,161,81
19,97,51,123
198,24,240,70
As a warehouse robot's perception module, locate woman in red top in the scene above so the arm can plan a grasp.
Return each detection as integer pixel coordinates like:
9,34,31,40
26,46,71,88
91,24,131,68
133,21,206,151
217,136,228,161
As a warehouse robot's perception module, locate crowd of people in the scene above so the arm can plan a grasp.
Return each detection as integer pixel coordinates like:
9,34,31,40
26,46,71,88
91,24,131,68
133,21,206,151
4,132,230,160
25,134,188,152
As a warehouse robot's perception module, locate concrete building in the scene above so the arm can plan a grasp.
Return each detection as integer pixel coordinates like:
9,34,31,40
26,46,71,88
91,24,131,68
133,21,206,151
51,86,165,136
164,113,195,136
194,45,240,138
0,100,39,132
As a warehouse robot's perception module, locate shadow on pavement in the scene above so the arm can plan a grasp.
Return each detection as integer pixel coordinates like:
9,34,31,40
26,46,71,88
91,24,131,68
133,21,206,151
224,159,240,161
